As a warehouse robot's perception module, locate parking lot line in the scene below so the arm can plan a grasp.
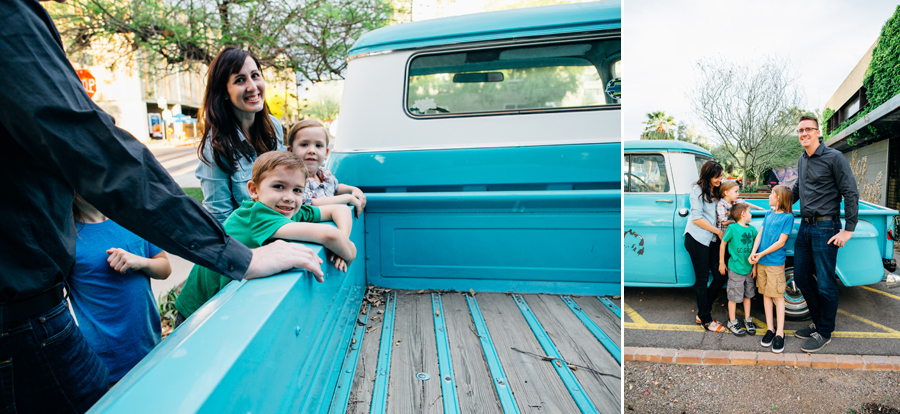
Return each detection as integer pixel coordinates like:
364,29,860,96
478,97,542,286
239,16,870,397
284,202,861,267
836,309,900,334
860,286,900,301
624,322,706,332
735,309,768,331
622,303,649,325
625,321,900,339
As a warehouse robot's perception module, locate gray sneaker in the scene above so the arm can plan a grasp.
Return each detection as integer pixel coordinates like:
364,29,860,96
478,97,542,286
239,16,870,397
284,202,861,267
800,332,831,353
744,318,756,335
795,323,817,340
726,319,747,336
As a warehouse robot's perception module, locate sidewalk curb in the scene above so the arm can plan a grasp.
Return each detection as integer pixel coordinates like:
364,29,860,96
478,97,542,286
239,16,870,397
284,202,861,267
624,346,900,371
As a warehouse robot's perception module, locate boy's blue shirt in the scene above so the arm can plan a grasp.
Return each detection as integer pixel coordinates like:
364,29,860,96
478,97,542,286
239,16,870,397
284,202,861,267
175,200,320,318
69,219,163,383
758,210,793,266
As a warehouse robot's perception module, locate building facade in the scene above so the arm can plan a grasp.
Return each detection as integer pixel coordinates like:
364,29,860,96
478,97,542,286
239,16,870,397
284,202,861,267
823,40,900,212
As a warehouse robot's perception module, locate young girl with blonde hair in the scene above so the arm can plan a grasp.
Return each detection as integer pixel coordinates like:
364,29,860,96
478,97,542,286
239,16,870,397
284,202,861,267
749,185,794,353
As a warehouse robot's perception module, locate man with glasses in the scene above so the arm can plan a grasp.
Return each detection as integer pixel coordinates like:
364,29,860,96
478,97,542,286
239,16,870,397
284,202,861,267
790,115,859,353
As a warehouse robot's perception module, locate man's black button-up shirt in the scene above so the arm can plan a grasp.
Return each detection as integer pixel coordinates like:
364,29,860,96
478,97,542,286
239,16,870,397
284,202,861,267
791,142,860,232
0,1,251,303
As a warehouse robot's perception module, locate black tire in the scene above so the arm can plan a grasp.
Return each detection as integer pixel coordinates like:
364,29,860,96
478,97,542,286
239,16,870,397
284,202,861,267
783,266,811,321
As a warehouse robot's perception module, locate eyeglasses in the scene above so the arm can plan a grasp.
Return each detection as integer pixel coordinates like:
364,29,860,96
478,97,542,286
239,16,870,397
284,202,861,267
797,127,819,135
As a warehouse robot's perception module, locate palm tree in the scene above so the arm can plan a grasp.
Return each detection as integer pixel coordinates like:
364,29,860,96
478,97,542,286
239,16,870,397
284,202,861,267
641,111,676,140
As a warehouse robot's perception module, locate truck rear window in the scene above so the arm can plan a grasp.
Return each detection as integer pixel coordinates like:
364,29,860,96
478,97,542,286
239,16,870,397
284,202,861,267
406,38,620,117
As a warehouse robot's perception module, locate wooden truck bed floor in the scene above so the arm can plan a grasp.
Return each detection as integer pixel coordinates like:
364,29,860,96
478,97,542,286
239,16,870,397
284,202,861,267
337,290,621,414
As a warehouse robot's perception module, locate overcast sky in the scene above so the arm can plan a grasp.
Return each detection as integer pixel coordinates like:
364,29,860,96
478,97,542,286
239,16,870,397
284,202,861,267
623,0,899,142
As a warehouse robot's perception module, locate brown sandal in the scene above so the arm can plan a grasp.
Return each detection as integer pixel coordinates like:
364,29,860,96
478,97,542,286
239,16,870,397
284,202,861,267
704,320,727,333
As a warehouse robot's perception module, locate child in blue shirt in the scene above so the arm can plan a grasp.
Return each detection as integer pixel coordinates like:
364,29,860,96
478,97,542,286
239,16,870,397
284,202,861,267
749,185,794,354
69,195,172,385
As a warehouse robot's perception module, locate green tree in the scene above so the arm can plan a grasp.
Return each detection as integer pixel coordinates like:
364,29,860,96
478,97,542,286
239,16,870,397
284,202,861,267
47,0,396,82
641,111,675,140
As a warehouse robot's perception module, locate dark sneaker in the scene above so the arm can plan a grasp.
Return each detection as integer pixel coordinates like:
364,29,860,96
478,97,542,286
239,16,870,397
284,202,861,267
726,319,746,336
795,323,817,340
744,318,757,336
800,332,832,353
772,335,785,353
761,330,775,347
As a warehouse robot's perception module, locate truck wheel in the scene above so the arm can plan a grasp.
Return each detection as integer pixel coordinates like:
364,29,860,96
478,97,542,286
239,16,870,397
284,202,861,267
783,266,810,321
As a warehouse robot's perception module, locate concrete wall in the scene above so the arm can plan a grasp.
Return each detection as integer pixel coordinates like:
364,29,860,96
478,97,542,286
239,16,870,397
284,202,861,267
844,139,889,205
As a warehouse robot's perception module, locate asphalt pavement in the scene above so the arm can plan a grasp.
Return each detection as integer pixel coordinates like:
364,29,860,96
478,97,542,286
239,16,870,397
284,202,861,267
624,271,900,356
146,141,201,188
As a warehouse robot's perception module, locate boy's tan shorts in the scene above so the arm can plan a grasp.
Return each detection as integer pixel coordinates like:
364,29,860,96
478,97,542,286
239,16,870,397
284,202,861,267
756,264,786,298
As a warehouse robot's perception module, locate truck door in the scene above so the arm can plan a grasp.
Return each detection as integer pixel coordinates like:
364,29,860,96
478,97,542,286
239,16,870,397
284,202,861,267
624,153,677,284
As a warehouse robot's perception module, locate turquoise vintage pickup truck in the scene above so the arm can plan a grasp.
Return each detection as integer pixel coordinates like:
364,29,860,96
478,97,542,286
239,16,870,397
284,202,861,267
623,140,899,319
88,3,621,413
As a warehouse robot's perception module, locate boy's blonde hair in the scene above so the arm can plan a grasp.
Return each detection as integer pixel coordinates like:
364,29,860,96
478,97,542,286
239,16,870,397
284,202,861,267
286,119,331,148
772,185,793,215
730,202,750,222
251,151,308,184
718,180,740,198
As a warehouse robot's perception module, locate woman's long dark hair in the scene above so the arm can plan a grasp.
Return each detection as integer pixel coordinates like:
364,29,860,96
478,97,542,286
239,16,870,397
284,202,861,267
695,160,724,203
198,47,279,174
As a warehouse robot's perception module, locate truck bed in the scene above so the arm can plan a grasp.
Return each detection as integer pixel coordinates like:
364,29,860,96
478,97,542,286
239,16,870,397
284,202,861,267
337,290,621,414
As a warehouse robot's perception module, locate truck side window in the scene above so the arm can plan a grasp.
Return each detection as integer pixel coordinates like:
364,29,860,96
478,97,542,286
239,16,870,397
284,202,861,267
406,37,620,117
694,156,712,176
626,154,669,193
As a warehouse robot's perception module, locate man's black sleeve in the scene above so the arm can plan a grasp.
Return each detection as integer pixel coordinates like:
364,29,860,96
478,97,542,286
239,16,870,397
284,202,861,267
832,152,859,232
0,1,250,280
791,156,801,207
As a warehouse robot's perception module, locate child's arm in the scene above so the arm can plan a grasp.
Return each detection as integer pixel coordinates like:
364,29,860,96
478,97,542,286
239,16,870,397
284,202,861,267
751,263,757,278
317,205,356,272
753,233,790,259
270,223,356,267
718,240,727,275
336,184,366,209
310,194,363,218
748,228,763,264
738,198,766,210
318,204,353,237
106,249,172,280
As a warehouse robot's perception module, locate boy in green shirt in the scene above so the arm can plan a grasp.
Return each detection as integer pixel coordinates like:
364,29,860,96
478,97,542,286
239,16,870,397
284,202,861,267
718,203,759,336
175,151,356,323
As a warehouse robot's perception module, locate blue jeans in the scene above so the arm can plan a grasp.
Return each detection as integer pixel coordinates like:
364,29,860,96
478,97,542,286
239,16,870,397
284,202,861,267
0,300,108,413
793,220,841,339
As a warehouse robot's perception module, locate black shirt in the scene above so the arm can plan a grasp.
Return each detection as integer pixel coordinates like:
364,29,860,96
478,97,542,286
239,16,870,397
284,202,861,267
0,1,251,302
791,142,859,232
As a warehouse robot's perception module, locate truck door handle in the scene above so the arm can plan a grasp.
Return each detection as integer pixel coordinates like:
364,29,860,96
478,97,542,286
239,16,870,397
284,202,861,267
656,199,673,203
678,208,689,217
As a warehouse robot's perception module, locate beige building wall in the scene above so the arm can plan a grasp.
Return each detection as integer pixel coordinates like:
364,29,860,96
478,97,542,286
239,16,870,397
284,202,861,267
825,41,877,111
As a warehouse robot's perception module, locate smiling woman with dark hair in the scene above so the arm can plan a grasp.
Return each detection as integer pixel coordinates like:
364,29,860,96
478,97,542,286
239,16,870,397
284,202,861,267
196,47,286,222
684,160,728,332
